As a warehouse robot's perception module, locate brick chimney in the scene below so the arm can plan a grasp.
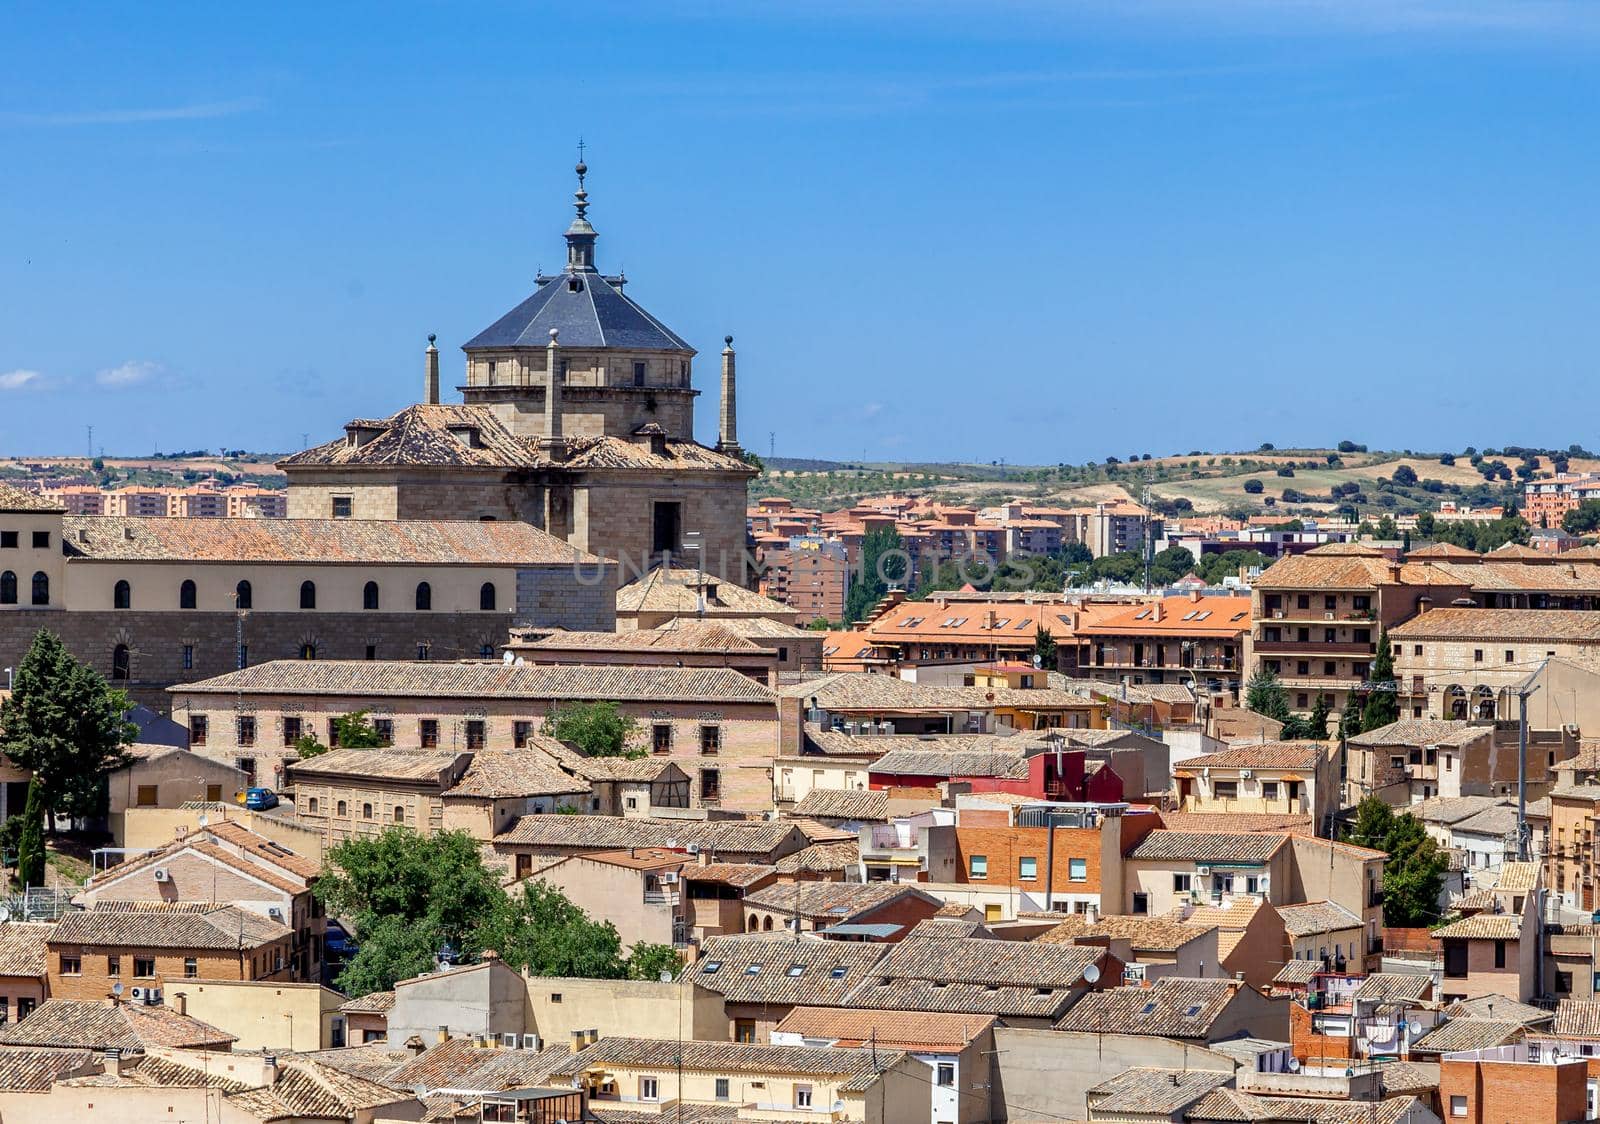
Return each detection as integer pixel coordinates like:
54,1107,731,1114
1151,600,1164,623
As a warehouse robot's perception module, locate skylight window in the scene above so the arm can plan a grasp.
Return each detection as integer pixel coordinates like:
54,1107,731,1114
992,617,1011,629
1016,619,1033,629
1183,1004,1204,1017
1141,1001,1158,1015
701,961,722,974
1195,611,1211,621
829,965,848,979
787,964,806,977
745,964,763,975
1181,611,1198,621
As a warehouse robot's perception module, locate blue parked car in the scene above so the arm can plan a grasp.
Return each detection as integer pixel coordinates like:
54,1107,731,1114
243,787,279,811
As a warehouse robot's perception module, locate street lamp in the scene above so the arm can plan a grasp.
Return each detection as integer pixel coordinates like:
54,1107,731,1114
2,667,11,692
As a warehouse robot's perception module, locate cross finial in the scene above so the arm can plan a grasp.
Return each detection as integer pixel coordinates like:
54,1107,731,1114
577,137,586,163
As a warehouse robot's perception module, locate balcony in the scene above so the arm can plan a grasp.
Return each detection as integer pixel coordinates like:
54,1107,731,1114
1252,641,1374,656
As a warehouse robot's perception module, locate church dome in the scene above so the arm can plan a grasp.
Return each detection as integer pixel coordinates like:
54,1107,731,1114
463,159,693,354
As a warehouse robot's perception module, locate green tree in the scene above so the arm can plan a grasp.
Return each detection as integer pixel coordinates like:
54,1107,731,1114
1305,694,1331,741
14,777,45,889
1564,500,1600,535
1415,512,1435,538
1242,478,1264,494
1343,796,1445,926
482,880,626,979
315,828,511,995
1196,550,1270,586
845,526,908,623
332,710,388,749
0,630,136,827
545,701,642,758
1033,626,1058,669
625,941,683,981
1391,464,1418,487
1339,691,1364,740
1360,626,1398,733
294,733,330,760
1374,515,1398,540
1245,666,1291,724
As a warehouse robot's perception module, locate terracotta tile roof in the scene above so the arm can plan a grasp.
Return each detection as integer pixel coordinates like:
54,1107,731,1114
553,1038,904,1092
1077,915,1213,953
779,673,979,711
298,1043,414,1084
1272,959,1321,986
0,998,237,1050
1254,554,1440,591
1075,595,1252,639
616,566,797,619
870,746,1031,780
742,881,935,923
790,789,888,821
1057,978,1245,1037
773,841,862,875
907,919,991,940
1432,913,1524,940
1408,795,1511,826
1085,1067,1233,1115
1378,1060,1441,1095
1276,901,1362,937
86,837,305,897
289,748,468,784
1348,719,1487,748
1392,607,1600,642
179,660,777,705
202,820,322,880
494,815,802,857
0,1047,96,1090
1351,973,1433,1005
772,1006,995,1051
0,923,53,977
0,482,64,513
1493,861,1540,893
682,863,778,888
1128,831,1290,864
1443,994,1550,1025
1158,813,1315,835
515,622,765,655
444,751,590,800
693,936,887,1006
388,1038,571,1092
1411,1018,1525,1053
846,936,1103,1018
63,511,594,565
1554,999,1600,1037
1181,741,1329,771
50,901,292,951
225,1055,411,1118
339,989,396,1015
1407,543,1482,560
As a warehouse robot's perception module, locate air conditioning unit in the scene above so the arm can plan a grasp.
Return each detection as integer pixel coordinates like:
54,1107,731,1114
662,872,680,884
129,987,162,1005
1240,769,1253,780
1197,865,1212,877
1123,963,1147,983
685,843,701,856
1272,610,1285,619
152,869,171,883
522,1034,542,1050
267,907,284,922
501,1033,518,1048
1324,611,1335,620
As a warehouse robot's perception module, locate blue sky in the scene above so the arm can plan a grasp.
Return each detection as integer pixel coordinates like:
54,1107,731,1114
3,1,1599,465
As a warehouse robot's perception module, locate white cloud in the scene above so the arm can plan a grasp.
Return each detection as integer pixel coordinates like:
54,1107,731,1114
0,97,265,128
95,360,161,388
0,369,42,391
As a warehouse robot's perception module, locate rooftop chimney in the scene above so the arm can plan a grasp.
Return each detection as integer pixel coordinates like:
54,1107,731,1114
543,328,565,458
172,991,187,1016
1189,589,1202,603
424,334,440,405
262,1054,280,1087
103,1047,129,1080
718,335,740,453
437,1025,450,1045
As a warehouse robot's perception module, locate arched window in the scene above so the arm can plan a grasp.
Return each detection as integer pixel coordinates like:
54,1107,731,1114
479,582,496,611
32,572,50,606
113,579,131,610
747,915,759,932
299,643,317,660
180,579,197,610
236,580,252,609
393,806,405,824
762,915,774,931
361,802,373,819
415,581,432,611
306,797,318,813
363,581,380,611
299,581,316,610
112,644,130,681
0,571,15,605
336,800,347,817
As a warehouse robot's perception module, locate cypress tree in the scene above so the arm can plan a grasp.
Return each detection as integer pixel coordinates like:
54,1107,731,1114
16,777,45,889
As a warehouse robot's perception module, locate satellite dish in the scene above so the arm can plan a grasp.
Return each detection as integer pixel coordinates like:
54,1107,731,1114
197,813,208,828
0,907,11,923
514,656,526,667
111,982,124,996
503,650,515,665
1408,1020,1424,1037
1083,963,1101,984
1287,1057,1300,1072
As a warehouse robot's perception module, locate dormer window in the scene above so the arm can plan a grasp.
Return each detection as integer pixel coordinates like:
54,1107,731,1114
567,276,584,293
448,426,481,449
